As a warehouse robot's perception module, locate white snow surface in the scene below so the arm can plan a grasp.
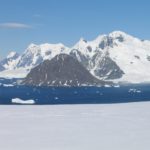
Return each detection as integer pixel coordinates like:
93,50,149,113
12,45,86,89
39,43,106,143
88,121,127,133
0,68,29,78
0,102,150,150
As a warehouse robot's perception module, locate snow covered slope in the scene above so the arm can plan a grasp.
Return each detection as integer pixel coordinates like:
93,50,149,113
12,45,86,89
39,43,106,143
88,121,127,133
0,102,150,150
0,51,20,70
0,68,29,78
1,31,150,83
108,32,150,83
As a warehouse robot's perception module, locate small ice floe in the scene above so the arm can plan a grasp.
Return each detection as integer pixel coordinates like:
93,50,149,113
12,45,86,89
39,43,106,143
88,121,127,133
128,89,141,93
12,98,35,104
54,97,59,100
96,91,100,94
26,92,30,96
114,85,120,88
104,85,111,88
96,91,103,95
3,84,14,87
52,87,56,91
74,91,78,94
33,88,37,92
135,90,142,93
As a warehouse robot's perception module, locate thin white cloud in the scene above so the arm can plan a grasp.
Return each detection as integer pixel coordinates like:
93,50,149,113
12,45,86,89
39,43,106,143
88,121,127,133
0,23,31,29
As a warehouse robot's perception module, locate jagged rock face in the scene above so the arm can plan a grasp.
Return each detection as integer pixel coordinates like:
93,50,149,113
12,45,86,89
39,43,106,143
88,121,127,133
70,49,124,80
70,49,90,68
92,53,124,80
23,54,103,86
98,36,114,49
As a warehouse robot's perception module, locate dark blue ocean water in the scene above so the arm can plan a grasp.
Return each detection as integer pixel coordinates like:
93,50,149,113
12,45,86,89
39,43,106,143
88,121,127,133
0,83,150,104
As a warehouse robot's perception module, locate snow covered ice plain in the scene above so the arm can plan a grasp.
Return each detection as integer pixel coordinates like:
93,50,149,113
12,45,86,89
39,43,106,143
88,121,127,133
0,102,150,150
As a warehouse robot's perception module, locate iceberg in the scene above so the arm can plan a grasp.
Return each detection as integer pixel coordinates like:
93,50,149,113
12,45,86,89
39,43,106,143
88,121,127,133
12,98,35,104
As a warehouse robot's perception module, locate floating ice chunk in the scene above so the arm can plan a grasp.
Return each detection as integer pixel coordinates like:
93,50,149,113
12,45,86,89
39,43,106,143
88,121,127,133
114,85,120,88
3,84,14,87
74,91,78,94
54,97,59,100
104,85,111,87
128,89,141,93
12,98,35,104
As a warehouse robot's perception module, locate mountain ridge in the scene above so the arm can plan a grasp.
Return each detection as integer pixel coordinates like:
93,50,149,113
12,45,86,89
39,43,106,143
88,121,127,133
1,31,150,83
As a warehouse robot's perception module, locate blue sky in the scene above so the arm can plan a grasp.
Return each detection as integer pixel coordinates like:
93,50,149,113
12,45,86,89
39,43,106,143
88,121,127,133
0,0,150,58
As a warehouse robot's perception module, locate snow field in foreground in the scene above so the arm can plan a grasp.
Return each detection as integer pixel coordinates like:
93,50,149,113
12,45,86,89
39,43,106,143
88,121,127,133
0,102,150,150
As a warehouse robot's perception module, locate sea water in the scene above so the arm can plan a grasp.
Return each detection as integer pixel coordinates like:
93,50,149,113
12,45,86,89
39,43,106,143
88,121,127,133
0,83,150,104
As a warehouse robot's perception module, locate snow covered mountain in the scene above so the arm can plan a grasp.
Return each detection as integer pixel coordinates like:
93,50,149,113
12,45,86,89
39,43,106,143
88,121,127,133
16,43,69,69
0,43,69,78
70,34,125,80
70,31,150,83
1,31,150,83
